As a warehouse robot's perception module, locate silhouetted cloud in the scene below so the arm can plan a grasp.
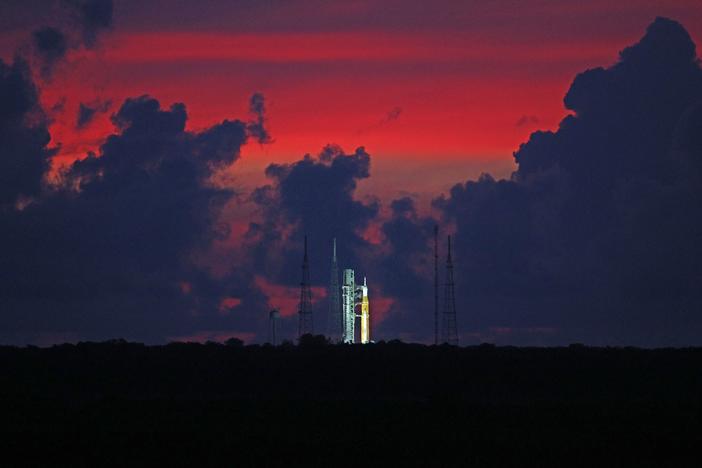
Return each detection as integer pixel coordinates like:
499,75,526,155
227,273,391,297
238,15,702,346
241,145,381,334
247,92,271,144
0,57,55,205
431,17,702,346
31,0,113,77
32,27,68,77
244,144,443,339
0,92,269,343
5,10,702,347
0,1,278,344
248,145,378,287
365,196,436,340
63,0,114,47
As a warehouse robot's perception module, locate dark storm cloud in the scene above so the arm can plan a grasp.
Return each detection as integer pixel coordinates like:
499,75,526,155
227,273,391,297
378,197,435,299
76,99,111,129
5,7,702,348
30,0,113,77
247,92,271,144
245,144,440,340
32,27,68,77
431,17,702,346
390,197,415,216
63,0,114,47
366,196,436,341
0,91,270,344
243,145,383,336
0,57,54,205
248,145,379,288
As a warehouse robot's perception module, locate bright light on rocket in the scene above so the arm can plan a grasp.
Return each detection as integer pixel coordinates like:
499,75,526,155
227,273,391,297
341,268,371,344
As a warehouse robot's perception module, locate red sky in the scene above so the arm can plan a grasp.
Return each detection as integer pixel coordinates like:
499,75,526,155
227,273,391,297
2,0,702,343
2,0,702,205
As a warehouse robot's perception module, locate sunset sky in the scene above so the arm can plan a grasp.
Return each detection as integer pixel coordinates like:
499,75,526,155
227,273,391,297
2,0,702,346
3,1,699,201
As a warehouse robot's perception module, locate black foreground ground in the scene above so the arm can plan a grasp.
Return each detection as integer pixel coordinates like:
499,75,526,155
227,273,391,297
1,340,701,467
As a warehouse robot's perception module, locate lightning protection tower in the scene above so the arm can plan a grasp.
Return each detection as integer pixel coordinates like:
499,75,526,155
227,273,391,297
298,235,313,338
327,238,343,342
269,309,280,345
434,225,439,345
442,235,459,345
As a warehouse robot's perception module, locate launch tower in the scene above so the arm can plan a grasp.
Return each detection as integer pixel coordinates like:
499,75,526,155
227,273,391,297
342,269,355,343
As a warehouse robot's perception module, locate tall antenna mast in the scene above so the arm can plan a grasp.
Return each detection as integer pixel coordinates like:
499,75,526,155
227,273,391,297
269,309,280,345
442,235,459,345
434,225,439,345
327,238,342,342
298,235,313,338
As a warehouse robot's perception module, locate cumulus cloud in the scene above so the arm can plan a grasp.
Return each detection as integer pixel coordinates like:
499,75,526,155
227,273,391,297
243,145,381,333
31,0,114,77
366,196,436,340
0,57,55,205
4,11,702,347
32,27,68,77
431,17,702,346
248,145,378,284
247,92,272,144
0,0,277,344
0,91,270,343
63,0,114,47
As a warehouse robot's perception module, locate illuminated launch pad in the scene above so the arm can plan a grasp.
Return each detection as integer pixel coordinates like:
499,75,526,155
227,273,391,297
341,268,371,344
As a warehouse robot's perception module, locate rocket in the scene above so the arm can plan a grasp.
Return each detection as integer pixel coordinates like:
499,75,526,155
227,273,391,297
340,268,371,344
360,277,370,344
